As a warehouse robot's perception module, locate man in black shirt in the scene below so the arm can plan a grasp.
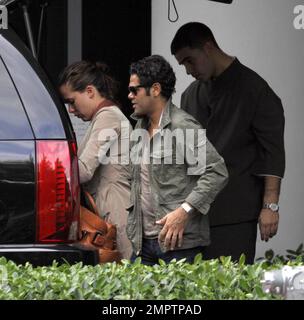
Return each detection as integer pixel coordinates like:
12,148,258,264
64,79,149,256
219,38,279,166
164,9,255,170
170,22,285,263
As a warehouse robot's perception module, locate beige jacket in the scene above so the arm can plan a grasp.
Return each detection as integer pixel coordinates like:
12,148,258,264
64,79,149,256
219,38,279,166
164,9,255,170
78,106,133,260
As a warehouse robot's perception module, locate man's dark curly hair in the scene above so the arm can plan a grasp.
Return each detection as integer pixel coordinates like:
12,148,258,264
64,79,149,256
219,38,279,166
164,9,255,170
130,55,176,100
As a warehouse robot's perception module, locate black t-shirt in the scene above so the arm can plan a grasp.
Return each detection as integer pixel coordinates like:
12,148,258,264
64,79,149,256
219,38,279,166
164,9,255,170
181,58,285,226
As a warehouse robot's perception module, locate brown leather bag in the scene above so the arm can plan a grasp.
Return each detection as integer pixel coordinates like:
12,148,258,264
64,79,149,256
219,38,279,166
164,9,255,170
78,191,121,264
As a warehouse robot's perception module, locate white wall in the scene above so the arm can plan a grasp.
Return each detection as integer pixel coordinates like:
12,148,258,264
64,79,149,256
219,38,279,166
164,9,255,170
152,0,304,259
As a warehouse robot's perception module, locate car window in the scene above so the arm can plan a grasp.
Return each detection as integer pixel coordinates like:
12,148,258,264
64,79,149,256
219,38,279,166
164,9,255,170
0,56,33,139
0,33,66,139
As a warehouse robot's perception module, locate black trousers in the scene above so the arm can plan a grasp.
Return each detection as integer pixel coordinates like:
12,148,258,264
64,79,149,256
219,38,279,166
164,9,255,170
202,220,258,264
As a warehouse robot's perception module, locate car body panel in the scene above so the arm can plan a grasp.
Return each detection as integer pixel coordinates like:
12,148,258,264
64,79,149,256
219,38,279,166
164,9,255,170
0,244,99,266
0,141,36,244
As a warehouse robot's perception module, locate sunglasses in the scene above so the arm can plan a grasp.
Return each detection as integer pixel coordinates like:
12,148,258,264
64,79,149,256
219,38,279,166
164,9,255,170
128,85,148,95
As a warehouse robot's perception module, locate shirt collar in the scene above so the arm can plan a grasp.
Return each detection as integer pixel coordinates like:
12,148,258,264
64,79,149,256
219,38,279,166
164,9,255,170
207,57,241,92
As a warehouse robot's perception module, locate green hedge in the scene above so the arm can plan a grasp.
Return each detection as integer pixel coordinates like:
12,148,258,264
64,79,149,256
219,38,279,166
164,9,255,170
1,253,303,300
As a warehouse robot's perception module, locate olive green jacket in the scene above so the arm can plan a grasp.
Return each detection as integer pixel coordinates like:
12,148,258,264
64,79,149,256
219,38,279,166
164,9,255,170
127,100,228,255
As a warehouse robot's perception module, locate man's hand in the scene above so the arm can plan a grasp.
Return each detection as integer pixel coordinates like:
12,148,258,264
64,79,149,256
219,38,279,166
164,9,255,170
156,207,189,251
258,209,279,242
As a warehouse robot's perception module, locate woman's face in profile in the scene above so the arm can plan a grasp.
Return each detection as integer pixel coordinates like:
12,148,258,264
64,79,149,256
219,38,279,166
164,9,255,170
60,84,95,121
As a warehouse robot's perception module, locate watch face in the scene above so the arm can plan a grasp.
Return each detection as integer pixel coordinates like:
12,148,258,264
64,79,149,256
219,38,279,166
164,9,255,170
269,203,279,211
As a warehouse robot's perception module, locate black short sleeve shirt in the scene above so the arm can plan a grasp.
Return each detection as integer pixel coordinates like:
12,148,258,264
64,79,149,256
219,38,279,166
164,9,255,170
181,58,285,225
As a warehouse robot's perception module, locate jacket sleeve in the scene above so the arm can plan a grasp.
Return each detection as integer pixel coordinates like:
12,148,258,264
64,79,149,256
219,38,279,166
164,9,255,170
184,121,229,215
78,110,120,183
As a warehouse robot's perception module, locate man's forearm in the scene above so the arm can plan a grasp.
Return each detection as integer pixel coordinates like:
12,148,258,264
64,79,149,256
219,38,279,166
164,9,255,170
263,176,281,204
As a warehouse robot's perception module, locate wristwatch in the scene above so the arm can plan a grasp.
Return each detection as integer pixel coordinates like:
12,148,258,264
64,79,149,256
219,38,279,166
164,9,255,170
263,203,279,212
181,202,195,214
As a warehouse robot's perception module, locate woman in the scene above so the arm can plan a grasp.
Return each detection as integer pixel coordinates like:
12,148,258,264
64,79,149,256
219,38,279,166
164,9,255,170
59,61,132,260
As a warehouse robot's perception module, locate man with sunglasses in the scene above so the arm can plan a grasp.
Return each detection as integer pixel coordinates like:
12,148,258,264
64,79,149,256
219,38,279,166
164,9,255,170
126,55,228,265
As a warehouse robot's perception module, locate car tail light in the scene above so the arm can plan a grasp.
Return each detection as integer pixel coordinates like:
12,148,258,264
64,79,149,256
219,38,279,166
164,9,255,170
36,140,80,243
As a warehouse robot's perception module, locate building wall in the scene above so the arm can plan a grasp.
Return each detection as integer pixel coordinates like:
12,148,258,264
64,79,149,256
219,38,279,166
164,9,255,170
152,0,304,258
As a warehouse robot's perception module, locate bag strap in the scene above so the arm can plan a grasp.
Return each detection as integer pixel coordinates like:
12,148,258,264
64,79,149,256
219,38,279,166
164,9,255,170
83,191,99,216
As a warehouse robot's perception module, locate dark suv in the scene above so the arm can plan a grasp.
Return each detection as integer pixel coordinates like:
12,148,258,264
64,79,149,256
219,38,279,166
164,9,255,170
0,27,98,266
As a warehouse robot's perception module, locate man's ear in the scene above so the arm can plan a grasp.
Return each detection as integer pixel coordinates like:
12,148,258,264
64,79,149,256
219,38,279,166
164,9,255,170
151,83,162,97
203,41,216,56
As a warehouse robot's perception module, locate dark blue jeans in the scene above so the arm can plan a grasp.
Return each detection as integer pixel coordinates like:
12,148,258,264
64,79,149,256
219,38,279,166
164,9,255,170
130,238,204,266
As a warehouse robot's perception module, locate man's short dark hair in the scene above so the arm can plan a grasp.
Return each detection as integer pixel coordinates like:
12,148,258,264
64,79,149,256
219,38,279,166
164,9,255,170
130,55,176,100
171,22,219,55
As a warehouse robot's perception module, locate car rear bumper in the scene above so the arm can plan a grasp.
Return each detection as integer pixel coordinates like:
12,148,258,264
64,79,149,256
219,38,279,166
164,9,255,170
0,243,99,266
